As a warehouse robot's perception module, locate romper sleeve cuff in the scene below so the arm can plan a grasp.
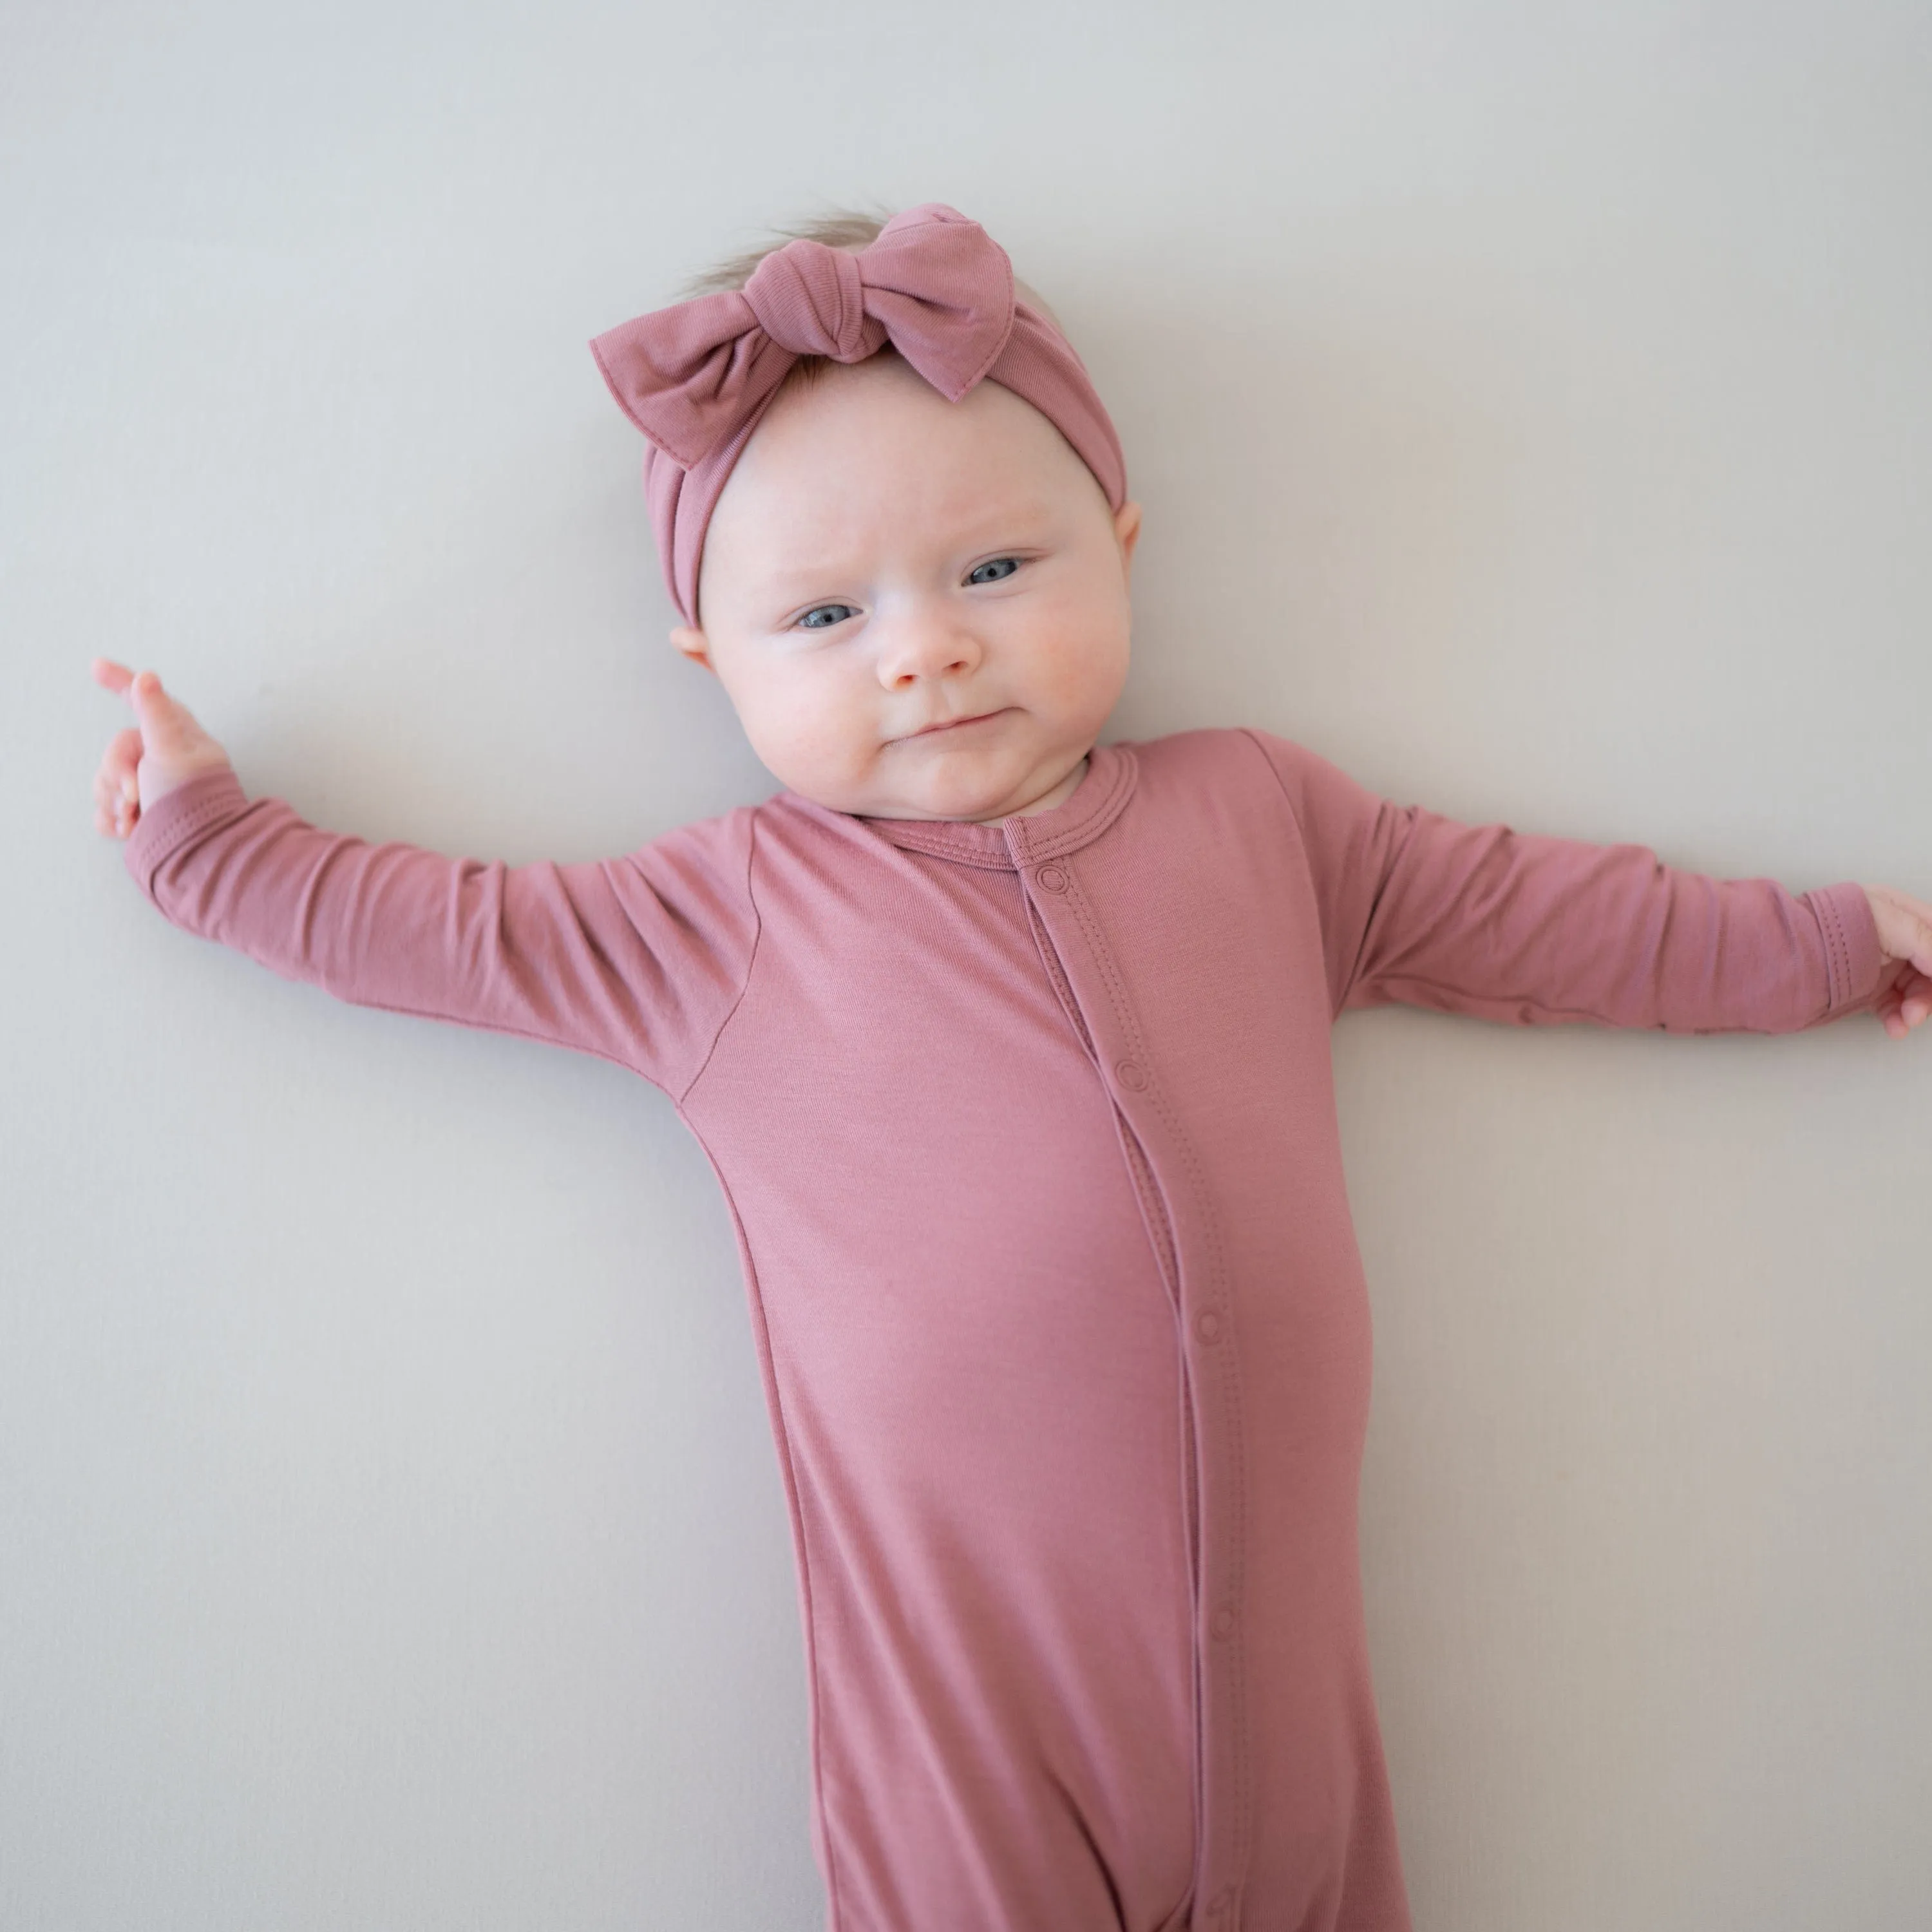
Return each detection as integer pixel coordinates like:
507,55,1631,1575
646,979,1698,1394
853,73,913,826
122,766,254,902
1801,880,1885,1022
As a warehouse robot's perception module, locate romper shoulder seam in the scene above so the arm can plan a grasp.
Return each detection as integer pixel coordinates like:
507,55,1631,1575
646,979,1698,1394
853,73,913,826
675,806,766,1105
1234,726,1305,833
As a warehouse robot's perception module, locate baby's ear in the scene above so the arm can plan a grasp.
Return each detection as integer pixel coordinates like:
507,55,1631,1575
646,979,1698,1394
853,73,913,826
1114,500,1144,573
670,625,715,674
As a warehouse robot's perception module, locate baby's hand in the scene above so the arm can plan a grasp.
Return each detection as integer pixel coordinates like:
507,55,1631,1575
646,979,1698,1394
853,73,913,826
90,659,234,840
1862,884,1932,1041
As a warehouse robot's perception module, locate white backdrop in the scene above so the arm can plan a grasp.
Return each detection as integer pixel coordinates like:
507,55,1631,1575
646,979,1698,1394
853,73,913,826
5,3,1929,1927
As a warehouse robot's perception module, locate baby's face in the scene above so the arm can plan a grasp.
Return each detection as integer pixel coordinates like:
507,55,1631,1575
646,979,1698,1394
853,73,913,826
671,352,1141,823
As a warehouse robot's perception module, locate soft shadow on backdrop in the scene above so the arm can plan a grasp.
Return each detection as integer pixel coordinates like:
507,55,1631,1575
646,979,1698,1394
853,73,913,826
5,3,1928,1927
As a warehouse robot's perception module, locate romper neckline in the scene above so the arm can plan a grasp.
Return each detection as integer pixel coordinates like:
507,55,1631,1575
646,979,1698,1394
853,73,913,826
836,741,1140,871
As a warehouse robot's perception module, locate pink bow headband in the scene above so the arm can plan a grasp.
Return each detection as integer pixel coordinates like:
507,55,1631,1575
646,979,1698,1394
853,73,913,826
589,203,1128,629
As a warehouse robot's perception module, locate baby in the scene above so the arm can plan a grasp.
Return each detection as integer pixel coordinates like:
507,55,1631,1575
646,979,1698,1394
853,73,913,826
90,203,1931,1932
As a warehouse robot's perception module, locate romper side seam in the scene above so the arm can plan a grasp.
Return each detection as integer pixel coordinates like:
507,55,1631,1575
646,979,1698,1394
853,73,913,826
671,810,842,1927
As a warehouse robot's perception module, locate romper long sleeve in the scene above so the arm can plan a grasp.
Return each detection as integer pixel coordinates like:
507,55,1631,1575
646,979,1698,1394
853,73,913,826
1247,732,1876,1032
122,728,1884,1932
124,766,761,1097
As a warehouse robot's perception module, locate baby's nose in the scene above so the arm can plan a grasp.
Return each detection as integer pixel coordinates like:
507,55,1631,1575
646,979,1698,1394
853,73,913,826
875,614,983,688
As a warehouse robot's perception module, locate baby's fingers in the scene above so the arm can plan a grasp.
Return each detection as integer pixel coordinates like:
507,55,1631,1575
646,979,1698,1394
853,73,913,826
89,659,234,810
1899,972,1929,1032
93,727,144,838
1876,968,1931,1039
102,724,143,785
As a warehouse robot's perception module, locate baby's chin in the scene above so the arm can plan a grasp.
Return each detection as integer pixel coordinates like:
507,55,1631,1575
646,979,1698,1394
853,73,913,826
777,752,1046,823
873,761,1085,824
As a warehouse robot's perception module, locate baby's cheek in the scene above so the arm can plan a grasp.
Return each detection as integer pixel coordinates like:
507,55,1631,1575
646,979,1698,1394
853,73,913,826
1035,605,1129,719
742,671,875,784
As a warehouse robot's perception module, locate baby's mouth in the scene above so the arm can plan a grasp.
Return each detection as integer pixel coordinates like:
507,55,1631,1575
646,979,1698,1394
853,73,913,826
897,708,1012,743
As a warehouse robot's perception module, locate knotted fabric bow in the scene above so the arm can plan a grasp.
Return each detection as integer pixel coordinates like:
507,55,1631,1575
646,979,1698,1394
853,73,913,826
589,203,1128,627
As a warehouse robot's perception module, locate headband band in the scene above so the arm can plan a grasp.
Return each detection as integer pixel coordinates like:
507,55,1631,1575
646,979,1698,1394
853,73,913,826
589,202,1128,628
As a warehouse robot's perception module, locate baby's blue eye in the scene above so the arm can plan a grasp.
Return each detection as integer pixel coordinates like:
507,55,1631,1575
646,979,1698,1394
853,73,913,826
968,558,1020,585
797,604,858,630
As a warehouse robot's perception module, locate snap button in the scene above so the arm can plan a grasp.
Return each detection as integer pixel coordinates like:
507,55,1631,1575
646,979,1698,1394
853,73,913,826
1035,863,1067,893
1210,1605,1236,1640
1115,1058,1148,1090
1196,1309,1222,1344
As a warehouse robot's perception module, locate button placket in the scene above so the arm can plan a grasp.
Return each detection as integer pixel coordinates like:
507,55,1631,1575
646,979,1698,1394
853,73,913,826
1014,821,1249,1912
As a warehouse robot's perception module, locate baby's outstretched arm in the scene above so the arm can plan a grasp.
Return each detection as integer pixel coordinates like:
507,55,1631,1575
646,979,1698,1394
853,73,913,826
1247,729,1923,1041
89,662,760,1099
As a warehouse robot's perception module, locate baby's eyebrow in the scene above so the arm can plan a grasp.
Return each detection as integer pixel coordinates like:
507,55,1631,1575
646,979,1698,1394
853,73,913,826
755,528,1052,594
730,497,1070,602
744,566,860,607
